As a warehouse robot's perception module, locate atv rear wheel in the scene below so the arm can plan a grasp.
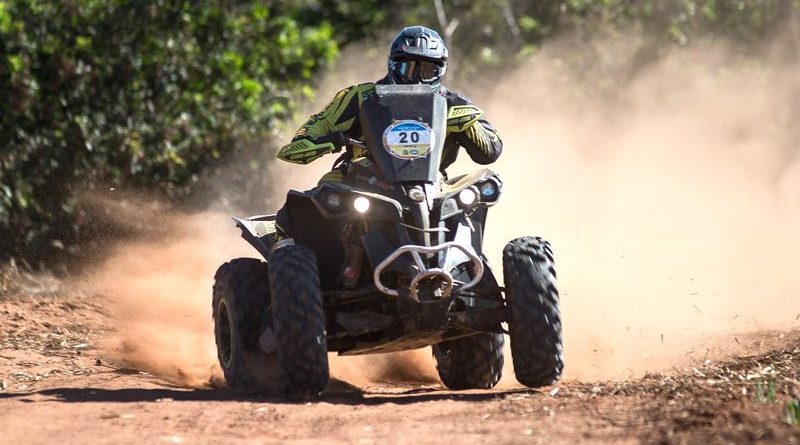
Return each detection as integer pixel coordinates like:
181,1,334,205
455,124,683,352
433,333,504,389
268,244,329,396
503,236,564,387
212,258,279,390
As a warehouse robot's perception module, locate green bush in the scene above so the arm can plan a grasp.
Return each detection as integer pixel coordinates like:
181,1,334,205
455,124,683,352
0,1,357,261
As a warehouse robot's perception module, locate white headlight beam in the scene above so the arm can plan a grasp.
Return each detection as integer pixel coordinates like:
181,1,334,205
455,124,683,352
458,188,477,206
353,196,370,213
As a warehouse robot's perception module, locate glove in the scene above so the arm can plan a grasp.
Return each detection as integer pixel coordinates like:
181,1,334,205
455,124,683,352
447,105,484,133
325,132,347,153
277,138,336,164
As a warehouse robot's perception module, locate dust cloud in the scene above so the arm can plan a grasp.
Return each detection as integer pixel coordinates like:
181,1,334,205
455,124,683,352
470,36,800,381
84,202,250,387
86,34,799,388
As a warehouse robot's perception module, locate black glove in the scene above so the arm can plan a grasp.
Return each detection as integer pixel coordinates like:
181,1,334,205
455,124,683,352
324,132,347,153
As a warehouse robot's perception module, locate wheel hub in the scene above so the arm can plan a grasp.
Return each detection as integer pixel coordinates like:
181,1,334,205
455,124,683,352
216,299,234,368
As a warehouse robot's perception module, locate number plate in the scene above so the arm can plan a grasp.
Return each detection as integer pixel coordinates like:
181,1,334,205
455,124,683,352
382,120,433,160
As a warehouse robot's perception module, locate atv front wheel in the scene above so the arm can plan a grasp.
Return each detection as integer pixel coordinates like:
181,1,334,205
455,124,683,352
212,258,279,390
268,244,329,396
503,236,564,387
433,333,504,389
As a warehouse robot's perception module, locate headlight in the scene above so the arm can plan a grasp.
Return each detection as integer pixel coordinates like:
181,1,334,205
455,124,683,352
324,192,343,211
479,181,499,200
458,188,477,206
353,196,370,213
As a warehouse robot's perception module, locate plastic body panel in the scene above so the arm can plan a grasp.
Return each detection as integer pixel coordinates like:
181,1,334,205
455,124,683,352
359,84,447,183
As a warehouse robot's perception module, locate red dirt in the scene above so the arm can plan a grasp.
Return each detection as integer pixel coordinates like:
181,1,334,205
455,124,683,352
2,286,800,444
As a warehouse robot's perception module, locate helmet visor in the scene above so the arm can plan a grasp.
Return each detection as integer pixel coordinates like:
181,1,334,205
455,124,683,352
395,59,444,83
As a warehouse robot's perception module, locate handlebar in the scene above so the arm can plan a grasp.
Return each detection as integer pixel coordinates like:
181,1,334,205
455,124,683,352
327,131,366,151
343,135,367,149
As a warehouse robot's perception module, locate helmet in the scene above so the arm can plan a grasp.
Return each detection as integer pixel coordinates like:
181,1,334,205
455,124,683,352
387,26,448,85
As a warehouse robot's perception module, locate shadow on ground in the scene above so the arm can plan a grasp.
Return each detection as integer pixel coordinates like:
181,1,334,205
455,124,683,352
0,376,537,406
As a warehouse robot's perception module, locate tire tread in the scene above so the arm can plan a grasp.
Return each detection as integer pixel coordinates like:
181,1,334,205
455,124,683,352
212,258,273,389
269,245,329,396
433,333,504,389
502,236,564,387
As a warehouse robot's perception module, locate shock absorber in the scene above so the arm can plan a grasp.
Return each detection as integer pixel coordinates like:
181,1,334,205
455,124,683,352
342,242,365,289
340,221,366,289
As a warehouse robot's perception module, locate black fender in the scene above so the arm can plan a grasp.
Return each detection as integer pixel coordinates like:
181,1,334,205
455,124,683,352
232,214,277,260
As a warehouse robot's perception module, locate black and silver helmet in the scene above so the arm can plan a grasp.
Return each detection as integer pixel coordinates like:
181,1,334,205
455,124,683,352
387,26,448,85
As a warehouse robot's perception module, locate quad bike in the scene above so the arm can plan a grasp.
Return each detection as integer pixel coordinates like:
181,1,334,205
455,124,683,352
212,84,563,395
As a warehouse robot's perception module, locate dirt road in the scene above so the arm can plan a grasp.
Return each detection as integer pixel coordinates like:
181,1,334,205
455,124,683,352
1,288,799,445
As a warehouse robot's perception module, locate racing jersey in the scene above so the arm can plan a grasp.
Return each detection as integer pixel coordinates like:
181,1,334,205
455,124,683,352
277,78,502,173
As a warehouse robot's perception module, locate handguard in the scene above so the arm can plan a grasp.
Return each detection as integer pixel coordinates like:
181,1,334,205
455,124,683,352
446,104,484,133
277,138,336,164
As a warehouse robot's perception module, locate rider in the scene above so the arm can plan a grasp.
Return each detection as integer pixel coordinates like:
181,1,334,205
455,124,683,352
275,25,503,238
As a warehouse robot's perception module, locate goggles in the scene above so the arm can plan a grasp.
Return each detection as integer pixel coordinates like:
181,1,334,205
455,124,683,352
393,59,446,83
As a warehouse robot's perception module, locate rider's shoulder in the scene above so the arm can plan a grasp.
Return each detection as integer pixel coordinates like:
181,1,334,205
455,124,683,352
340,82,377,93
330,82,376,103
330,82,374,96
441,86,476,107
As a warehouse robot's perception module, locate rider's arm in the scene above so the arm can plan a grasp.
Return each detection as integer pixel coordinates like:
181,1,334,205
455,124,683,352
277,85,362,164
445,91,503,165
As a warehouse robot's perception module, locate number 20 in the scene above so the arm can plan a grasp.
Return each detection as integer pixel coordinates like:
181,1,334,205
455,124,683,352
398,131,420,143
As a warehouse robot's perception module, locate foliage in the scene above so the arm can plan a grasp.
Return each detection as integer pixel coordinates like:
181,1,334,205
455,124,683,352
383,0,799,81
1,0,797,264
0,0,348,261
289,0,387,43
786,399,800,425
754,378,778,403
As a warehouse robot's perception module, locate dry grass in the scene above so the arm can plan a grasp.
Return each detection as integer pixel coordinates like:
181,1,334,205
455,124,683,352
0,260,64,301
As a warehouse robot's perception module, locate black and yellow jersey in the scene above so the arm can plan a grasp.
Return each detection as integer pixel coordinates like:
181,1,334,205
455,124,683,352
278,78,503,173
